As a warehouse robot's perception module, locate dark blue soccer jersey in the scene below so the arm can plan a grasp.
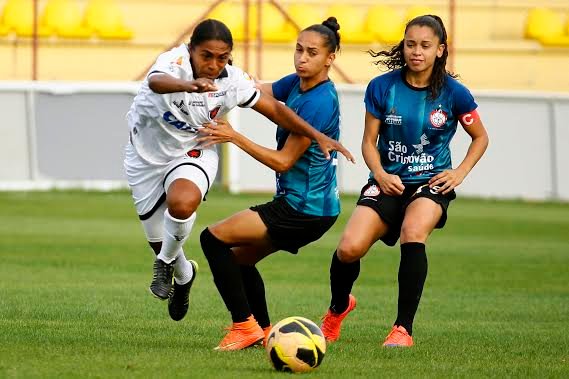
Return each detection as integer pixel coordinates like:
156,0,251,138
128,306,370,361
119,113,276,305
364,69,477,184
271,74,340,217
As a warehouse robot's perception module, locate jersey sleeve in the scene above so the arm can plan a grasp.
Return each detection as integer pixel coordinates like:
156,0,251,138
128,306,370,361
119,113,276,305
147,51,185,80
452,82,478,115
364,77,384,120
271,74,299,102
233,69,261,108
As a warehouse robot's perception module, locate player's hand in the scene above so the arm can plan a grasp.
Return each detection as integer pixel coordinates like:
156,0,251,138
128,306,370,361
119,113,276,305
315,134,355,163
375,172,405,196
186,78,217,93
428,168,466,194
198,119,237,146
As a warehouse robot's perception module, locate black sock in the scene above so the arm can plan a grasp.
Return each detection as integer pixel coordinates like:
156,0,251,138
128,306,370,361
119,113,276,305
240,265,270,329
329,250,360,314
200,228,250,323
395,242,427,336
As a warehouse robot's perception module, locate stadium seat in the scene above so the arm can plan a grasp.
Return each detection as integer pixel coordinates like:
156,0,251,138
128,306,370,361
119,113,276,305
404,5,434,22
83,0,133,40
208,2,245,40
283,4,324,36
209,2,294,43
365,5,403,44
259,3,295,43
41,0,91,38
2,0,50,37
327,4,373,44
524,8,564,42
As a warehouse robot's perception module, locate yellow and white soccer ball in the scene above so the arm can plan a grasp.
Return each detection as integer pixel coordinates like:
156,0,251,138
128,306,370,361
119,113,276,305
265,316,326,373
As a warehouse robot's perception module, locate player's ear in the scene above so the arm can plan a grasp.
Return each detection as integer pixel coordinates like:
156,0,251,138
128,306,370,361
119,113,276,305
326,53,336,67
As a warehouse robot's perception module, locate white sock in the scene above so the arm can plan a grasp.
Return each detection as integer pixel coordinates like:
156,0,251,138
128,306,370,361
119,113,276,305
156,210,196,264
174,250,194,285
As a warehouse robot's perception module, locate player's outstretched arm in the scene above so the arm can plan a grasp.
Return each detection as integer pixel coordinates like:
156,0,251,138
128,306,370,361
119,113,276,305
148,73,217,94
199,119,310,173
251,92,355,163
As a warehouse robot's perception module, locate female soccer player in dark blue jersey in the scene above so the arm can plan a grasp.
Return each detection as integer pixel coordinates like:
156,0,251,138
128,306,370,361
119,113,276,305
320,15,489,347
199,17,344,351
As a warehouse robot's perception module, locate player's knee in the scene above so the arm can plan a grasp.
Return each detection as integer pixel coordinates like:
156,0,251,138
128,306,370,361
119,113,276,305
336,239,366,263
400,223,428,243
167,196,199,219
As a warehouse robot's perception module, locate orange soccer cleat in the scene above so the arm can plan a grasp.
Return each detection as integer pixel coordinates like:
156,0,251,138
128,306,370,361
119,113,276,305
262,324,273,346
320,294,357,342
382,325,414,347
215,315,265,351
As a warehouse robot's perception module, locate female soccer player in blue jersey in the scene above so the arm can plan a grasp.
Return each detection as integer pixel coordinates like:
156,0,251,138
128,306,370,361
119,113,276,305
198,17,343,351
320,15,489,347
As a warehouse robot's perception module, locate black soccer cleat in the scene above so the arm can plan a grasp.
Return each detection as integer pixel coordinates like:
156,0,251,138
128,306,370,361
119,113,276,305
168,260,199,321
149,258,175,300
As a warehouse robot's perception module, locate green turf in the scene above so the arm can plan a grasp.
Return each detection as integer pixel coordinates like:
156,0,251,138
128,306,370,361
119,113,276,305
0,190,568,378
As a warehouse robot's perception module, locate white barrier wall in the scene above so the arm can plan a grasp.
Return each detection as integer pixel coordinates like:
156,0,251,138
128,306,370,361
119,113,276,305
0,82,567,201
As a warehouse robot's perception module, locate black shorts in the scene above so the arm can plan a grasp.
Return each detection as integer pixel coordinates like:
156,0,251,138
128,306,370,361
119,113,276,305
250,196,338,254
356,179,456,247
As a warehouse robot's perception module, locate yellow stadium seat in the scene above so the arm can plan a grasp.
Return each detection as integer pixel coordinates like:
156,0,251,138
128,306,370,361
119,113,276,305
404,6,434,22
2,0,50,37
83,0,133,40
209,2,294,43
365,5,403,44
260,3,295,43
283,4,324,36
41,0,90,38
525,8,564,42
327,4,372,44
208,2,245,40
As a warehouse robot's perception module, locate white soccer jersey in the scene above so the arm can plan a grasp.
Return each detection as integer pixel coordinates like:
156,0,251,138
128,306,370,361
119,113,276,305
127,43,261,165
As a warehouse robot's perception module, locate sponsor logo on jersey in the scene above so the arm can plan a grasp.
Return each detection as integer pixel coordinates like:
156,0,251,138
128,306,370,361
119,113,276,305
208,91,227,98
384,108,402,126
412,134,430,154
173,99,189,115
364,184,380,197
186,149,202,158
429,105,447,128
209,106,221,119
172,56,183,66
387,137,435,174
162,111,199,133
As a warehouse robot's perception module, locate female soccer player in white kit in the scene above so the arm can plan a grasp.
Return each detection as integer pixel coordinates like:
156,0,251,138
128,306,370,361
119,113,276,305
123,19,353,321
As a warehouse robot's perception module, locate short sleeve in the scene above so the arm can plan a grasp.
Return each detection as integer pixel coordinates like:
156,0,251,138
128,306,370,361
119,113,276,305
147,52,185,80
452,82,478,115
234,70,261,108
364,77,384,120
272,74,299,103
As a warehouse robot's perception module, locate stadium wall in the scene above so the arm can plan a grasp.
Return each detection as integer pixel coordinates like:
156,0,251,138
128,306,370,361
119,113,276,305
0,82,567,201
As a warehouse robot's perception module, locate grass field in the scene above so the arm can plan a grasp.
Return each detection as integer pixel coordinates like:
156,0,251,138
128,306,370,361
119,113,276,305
0,190,568,378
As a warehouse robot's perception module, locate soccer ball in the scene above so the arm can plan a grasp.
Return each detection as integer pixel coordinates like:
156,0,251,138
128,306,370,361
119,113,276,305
265,316,326,373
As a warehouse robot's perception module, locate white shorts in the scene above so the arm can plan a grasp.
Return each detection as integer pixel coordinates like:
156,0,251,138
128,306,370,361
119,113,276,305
124,143,218,241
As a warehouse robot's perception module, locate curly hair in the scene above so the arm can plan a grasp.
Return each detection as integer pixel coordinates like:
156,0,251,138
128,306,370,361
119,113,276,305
368,15,458,100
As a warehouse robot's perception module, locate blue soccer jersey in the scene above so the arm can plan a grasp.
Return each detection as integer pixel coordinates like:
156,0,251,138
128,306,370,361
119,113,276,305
364,69,477,184
271,74,340,217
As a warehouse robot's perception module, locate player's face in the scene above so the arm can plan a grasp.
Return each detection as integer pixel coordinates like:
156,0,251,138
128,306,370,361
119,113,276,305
190,40,232,80
294,31,334,80
403,25,445,74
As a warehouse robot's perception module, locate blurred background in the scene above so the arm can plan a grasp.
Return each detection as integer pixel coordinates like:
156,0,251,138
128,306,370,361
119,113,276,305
0,0,568,201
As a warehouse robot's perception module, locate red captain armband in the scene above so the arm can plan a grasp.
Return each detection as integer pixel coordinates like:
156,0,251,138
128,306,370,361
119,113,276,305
458,109,480,127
